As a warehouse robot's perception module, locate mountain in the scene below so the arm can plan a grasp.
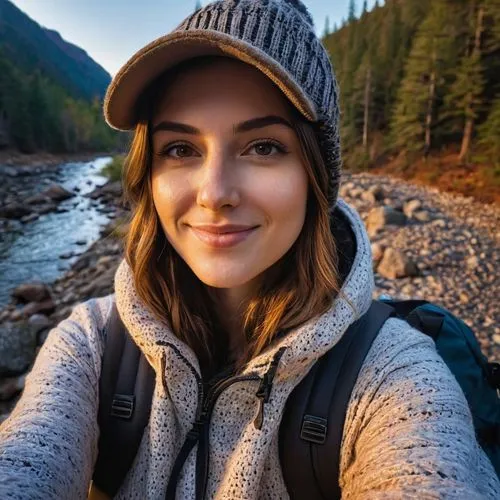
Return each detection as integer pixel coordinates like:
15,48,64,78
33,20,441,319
0,0,111,101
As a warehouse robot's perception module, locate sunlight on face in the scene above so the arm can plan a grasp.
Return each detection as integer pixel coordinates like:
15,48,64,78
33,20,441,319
150,57,308,294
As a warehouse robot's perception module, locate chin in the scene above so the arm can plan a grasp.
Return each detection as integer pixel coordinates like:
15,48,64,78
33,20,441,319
190,261,262,289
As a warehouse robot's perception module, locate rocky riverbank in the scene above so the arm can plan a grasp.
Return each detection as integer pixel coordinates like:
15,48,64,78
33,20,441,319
0,171,498,421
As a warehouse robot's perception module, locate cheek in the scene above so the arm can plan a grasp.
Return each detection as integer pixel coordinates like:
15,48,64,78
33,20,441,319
151,170,191,230
257,166,308,226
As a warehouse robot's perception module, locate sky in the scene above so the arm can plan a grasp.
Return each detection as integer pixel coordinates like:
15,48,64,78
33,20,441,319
9,0,379,77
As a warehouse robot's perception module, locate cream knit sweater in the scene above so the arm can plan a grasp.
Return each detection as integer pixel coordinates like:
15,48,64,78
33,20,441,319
0,199,498,499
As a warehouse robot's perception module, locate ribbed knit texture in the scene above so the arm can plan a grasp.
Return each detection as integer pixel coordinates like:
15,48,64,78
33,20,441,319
1,199,499,499
175,0,341,209
104,0,342,209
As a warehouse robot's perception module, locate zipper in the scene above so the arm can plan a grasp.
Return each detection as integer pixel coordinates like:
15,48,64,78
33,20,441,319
253,346,287,430
161,342,288,500
156,340,205,419
196,373,262,500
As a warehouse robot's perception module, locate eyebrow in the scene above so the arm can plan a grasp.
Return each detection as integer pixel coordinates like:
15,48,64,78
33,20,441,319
151,115,293,136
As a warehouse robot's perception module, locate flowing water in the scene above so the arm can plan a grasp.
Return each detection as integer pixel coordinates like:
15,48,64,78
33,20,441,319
0,156,113,308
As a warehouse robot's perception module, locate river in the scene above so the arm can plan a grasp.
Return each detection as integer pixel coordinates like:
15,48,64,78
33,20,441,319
0,156,114,309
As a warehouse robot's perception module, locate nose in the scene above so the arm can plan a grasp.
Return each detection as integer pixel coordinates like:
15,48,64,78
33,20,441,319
196,152,240,210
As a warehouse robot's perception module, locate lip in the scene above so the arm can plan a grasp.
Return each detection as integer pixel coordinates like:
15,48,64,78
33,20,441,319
188,224,259,248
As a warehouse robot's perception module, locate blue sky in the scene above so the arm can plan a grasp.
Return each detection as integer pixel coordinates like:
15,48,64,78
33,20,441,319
10,0,379,76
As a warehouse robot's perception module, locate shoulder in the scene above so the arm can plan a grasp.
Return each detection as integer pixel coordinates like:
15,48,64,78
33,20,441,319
43,293,116,362
348,315,457,411
360,315,439,382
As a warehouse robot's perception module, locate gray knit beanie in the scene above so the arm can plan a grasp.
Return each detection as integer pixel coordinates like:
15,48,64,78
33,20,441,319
103,0,341,209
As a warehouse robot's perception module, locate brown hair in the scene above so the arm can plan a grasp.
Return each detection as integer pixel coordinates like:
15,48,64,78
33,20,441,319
118,56,353,379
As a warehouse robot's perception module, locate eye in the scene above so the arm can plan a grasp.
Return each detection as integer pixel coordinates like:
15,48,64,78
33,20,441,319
156,143,197,159
245,139,288,157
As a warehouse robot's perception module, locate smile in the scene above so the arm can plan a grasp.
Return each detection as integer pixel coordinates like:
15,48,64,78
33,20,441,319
189,226,258,248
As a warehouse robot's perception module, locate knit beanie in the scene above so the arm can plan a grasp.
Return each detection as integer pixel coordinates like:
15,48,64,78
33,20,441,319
103,0,342,209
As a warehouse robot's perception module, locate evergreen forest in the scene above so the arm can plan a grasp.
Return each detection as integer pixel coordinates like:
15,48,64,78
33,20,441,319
322,0,500,198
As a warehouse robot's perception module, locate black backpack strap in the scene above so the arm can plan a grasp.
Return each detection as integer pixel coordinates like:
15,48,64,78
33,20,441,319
92,301,156,497
279,299,395,500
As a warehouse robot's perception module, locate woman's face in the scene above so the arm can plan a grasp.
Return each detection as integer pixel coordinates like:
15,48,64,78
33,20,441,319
150,57,309,292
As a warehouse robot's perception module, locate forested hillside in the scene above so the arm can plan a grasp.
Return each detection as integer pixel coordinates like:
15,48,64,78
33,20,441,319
323,0,500,200
0,0,126,154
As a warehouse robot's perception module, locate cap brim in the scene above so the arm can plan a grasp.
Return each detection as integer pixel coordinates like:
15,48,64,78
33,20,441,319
103,29,318,131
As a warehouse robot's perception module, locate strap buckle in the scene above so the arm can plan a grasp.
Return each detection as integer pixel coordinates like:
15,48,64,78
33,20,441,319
300,414,327,444
111,394,135,420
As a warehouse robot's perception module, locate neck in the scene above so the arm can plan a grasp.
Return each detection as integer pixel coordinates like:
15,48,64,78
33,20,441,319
208,281,258,362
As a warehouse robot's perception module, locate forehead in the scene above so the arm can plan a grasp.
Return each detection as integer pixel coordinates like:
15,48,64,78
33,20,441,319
150,57,293,125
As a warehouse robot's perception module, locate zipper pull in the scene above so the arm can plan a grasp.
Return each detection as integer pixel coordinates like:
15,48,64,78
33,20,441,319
187,417,206,441
253,347,288,430
254,374,271,430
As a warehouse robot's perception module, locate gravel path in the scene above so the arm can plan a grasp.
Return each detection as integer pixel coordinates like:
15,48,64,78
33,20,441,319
341,172,499,362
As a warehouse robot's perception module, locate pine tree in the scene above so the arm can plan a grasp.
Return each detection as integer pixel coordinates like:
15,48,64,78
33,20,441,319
477,95,500,165
362,0,368,14
348,0,357,22
323,16,331,38
390,0,461,155
194,0,202,11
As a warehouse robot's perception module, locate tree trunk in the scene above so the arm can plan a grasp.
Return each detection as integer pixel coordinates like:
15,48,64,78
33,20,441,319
424,67,436,159
459,5,484,162
363,66,371,151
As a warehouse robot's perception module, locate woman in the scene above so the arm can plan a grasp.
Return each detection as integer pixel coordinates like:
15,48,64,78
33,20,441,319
1,0,499,498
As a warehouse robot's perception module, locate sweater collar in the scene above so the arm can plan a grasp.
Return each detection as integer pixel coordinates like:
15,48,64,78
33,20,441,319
113,198,374,384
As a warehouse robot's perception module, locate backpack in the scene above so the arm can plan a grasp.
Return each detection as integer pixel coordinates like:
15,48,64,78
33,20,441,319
90,298,500,499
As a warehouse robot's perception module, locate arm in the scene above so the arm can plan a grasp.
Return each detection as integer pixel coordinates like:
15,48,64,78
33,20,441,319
0,295,112,500
340,317,500,499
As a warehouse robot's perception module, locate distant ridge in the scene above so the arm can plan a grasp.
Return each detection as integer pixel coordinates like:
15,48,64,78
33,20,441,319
0,0,110,101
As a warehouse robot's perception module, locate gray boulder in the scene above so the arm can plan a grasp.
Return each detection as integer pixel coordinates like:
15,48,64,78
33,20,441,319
0,321,38,376
377,248,419,279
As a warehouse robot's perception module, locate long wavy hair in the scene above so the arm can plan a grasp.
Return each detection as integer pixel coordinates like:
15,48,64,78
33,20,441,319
118,56,352,379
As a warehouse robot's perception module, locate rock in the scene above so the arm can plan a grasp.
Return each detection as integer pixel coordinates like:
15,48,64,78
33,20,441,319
371,243,385,263
431,219,447,228
376,248,419,279
0,374,26,401
27,313,52,333
493,334,500,345
20,299,56,318
459,292,469,304
60,291,77,304
368,185,385,201
361,191,377,204
9,309,23,322
413,210,431,222
366,206,407,236
86,180,123,200
73,255,91,272
467,256,479,269
403,199,422,218
350,187,363,199
60,251,74,259
97,255,115,268
20,213,40,223
11,282,51,303
0,322,38,376
0,202,32,219
24,193,52,205
101,181,123,196
41,184,75,201
36,203,58,214
75,239,87,245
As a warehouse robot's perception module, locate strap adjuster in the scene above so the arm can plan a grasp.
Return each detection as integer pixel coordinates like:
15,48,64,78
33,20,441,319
300,414,327,444
111,394,135,420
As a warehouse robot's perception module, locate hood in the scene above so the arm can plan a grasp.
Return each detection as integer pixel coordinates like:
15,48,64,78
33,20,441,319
114,197,374,380
113,198,374,427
